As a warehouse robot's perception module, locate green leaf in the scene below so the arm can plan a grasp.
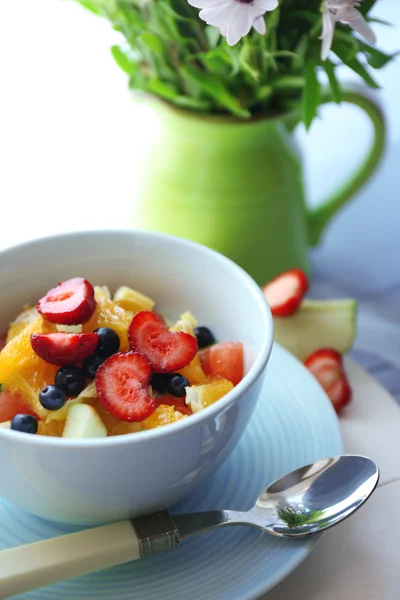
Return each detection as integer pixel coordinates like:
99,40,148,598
301,60,321,129
147,80,178,101
361,43,399,69
324,61,342,104
74,0,104,16
181,66,250,118
174,96,213,111
111,46,137,75
334,48,380,88
273,75,305,90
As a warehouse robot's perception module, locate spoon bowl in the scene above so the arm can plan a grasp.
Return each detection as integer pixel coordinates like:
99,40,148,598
252,455,380,537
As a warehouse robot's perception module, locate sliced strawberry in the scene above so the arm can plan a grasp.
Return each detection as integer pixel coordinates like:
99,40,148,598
95,351,156,422
156,394,192,416
0,390,37,422
304,348,352,413
200,341,244,386
128,311,198,374
31,332,99,366
262,268,309,317
36,277,96,325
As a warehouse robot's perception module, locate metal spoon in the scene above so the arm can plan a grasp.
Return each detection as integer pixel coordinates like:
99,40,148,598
0,455,379,598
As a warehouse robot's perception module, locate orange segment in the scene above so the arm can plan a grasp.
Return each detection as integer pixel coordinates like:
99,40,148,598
91,400,143,436
142,405,185,429
179,353,207,385
185,378,234,413
37,419,65,437
82,287,133,351
0,316,56,382
7,307,39,342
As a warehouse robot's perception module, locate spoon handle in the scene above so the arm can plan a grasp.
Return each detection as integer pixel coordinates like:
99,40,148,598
0,512,178,598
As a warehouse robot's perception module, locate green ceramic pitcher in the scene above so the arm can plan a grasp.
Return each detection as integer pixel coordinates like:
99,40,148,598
131,88,385,285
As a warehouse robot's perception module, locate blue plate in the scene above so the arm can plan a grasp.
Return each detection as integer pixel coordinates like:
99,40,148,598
0,344,342,600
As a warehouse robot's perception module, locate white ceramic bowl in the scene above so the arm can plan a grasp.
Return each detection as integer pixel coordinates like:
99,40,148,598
0,230,273,525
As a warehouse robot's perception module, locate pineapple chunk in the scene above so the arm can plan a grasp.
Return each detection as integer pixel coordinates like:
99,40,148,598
113,286,155,313
185,378,234,413
170,311,198,336
0,421,11,429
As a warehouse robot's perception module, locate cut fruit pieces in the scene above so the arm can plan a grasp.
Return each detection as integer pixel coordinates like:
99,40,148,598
273,299,357,361
113,286,155,314
0,421,11,429
200,342,244,386
0,389,37,422
62,404,107,439
7,306,38,342
185,378,234,413
82,287,133,351
37,278,96,325
142,404,186,429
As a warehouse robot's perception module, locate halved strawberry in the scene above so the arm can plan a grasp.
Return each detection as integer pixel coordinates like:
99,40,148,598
304,348,352,413
0,390,37,422
200,341,244,386
31,332,99,366
95,351,156,422
156,394,192,416
128,311,198,374
262,269,309,317
36,277,96,325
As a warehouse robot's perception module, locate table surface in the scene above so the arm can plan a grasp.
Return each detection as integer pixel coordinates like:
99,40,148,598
0,1,399,598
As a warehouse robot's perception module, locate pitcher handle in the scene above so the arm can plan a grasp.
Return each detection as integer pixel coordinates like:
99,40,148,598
307,86,386,246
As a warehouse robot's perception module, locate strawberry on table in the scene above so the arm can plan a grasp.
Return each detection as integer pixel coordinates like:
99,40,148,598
128,311,198,373
304,348,352,413
31,332,99,366
200,341,244,386
95,351,157,422
37,277,96,325
262,268,309,317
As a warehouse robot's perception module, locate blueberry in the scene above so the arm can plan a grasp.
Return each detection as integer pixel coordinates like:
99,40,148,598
94,328,120,358
150,373,171,394
167,374,190,398
55,366,86,396
82,354,105,379
194,326,216,349
39,385,66,411
11,414,38,434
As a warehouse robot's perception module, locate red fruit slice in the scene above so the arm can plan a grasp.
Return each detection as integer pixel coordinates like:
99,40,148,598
36,278,96,325
304,348,352,413
0,390,37,422
156,394,192,416
95,351,156,422
128,311,198,374
31,332,99,366
200,341,244,386
262,269,309,317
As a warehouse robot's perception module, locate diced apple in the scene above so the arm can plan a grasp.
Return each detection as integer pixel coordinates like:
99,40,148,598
62,404,107,439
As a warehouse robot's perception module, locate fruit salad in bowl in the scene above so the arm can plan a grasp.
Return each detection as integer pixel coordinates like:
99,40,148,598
0,278,244,439
0,230,272,524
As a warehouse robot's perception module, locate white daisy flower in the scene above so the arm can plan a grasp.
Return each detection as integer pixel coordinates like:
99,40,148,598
188,0,278,47
321,0,377,60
